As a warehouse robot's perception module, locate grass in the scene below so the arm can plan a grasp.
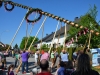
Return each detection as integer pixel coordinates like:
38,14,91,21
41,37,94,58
92,66,100,73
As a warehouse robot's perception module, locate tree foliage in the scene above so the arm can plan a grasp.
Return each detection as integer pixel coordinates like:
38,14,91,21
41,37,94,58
88,4,98,20
41,44,48,49
67,5,100,48
13,43,19,49
20,36,39,50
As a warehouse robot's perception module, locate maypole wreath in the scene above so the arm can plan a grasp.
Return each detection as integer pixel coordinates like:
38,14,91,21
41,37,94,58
25,8,42,23
0,1,2,8
4,1,14,11
0,0,100,36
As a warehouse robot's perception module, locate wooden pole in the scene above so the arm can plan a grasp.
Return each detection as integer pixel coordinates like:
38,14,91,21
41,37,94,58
63,23,67,50
48,21,60,53
83,32,91,53
88,32,91,49
24,23,28,50
40,23,44,50
16,16,47,73
56,23,62,50
24,13,37,50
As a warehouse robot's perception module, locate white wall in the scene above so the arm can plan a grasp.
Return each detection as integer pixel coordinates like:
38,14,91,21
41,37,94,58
36,34,76,49
37,42,46,49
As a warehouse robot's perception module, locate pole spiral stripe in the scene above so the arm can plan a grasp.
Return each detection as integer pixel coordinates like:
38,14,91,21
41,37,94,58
0,0,100,36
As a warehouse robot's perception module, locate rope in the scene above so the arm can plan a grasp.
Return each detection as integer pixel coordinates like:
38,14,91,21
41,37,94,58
28,16,47,50
24,13,37,50
63,23,67,50
16,16,47,73
40,21,44,50
88,32,91,49
48,21,60,53
24,22,28,50
6,10,29,52
56,22,62,49
83,38,88,53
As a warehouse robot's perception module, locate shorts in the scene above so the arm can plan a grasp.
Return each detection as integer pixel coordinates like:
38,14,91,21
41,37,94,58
51,58,55,63
1,59,6,63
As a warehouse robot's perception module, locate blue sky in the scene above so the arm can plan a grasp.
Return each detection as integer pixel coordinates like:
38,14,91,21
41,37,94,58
0,0,100,47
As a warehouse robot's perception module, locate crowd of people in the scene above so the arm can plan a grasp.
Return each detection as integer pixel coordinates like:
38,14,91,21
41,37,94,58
0,48,100,75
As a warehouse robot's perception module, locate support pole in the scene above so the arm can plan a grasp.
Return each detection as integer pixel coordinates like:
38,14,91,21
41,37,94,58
63,23,67,50
88,32,91,49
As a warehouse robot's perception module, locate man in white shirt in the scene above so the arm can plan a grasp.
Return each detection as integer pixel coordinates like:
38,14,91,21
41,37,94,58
35,50,38,66
60,50,69,67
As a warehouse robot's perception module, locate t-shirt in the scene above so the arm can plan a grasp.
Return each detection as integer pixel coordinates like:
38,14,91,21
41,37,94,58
73,52,77,60
61,53,69,62
55,52,58,57
40,53,49,61
73,52,77,56
37,72,52,75
57,67,65,75
41,50,45,55
15,54,20,59
8,71,14,75
51,52,54,58
21,52,29,62
35,53,38,59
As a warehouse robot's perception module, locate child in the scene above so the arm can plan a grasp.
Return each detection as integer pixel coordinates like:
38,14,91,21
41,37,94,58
8,64,14,75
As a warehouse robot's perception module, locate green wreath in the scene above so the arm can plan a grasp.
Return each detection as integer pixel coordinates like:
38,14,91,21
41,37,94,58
4,1,14,11
0,1,3,8
25,8,42,23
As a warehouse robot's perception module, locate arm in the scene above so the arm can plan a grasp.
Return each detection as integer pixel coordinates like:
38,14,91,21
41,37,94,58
55,68,59,75
28,49,31,53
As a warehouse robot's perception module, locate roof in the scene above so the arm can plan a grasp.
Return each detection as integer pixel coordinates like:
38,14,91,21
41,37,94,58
35,17,83,44
73,17,81,23
0,42,5,47
45,25,70,42
35,25,70,43
34,32,54,44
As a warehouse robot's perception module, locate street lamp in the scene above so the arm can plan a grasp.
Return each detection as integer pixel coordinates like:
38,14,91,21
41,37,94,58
0,30,9,42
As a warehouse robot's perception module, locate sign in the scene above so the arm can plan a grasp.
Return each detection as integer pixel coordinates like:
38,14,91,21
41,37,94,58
90,48,100,66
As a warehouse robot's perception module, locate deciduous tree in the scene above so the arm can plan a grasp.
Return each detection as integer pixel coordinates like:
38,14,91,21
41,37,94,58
20,36,39,50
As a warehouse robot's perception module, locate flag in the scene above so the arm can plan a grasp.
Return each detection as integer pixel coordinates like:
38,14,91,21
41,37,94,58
69,41,72,44
84,28,89,33
77,32,81,37
83,30,86,35
66,42,69,46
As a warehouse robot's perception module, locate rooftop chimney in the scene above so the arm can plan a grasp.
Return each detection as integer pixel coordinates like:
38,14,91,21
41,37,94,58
52,32,54,34
74,17,78,21
46,34,48,36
